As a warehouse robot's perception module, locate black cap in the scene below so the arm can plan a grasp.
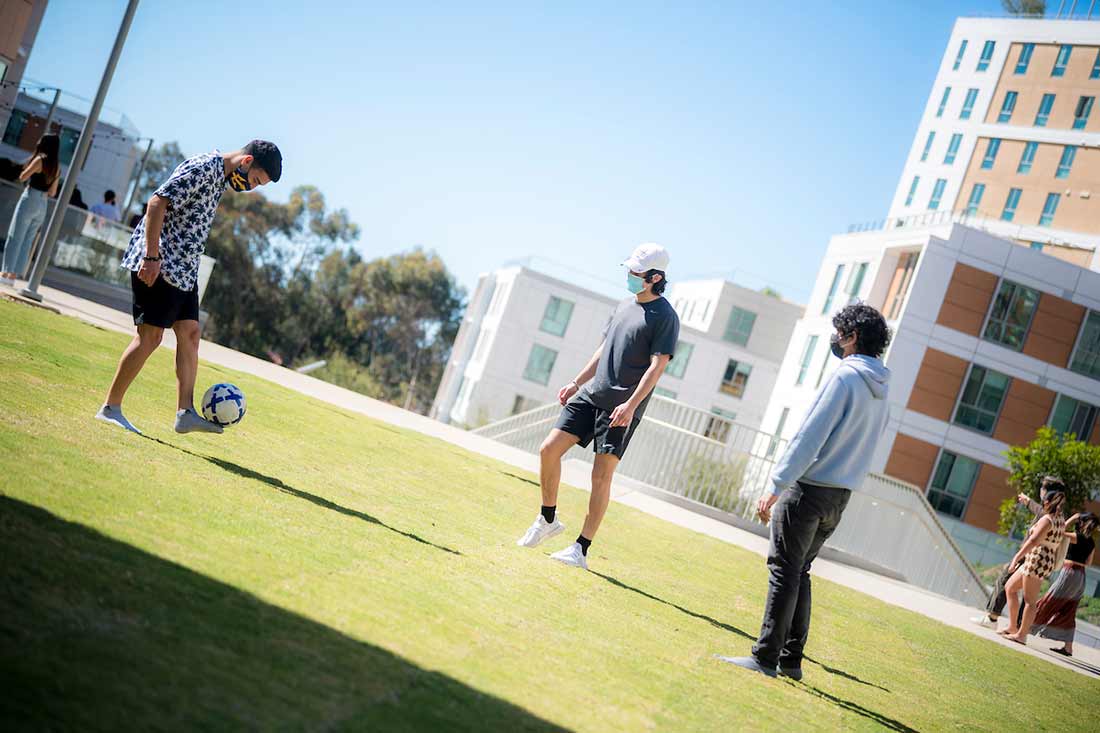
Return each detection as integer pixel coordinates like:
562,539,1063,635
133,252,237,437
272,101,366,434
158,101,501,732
243,139,282,183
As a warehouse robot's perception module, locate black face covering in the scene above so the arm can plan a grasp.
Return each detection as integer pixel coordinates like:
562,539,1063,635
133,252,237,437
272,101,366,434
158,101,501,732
830,333,849,359
227,164,252,192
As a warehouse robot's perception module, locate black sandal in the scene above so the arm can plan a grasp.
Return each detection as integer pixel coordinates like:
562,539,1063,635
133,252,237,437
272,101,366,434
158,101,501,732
1051,647,1072,657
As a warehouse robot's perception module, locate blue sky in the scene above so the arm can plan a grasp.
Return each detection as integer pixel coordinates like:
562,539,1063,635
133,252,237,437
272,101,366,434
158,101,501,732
24,0,1011,302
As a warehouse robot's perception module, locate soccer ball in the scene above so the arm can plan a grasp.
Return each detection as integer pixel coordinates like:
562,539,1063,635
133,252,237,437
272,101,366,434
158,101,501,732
201,382,246,427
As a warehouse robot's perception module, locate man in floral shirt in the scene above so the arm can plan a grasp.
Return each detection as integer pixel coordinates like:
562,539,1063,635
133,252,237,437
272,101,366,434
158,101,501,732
95,140,282,435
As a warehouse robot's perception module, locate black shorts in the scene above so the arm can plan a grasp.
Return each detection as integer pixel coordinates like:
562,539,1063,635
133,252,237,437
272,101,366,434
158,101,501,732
131,271,199,328
554,398,641,460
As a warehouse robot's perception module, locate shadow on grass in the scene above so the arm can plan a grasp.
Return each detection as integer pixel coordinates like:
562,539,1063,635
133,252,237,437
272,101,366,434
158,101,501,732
0,497,562,731
144,436,461,556
501,471,540,488
788,681,919,733
592,572,890,693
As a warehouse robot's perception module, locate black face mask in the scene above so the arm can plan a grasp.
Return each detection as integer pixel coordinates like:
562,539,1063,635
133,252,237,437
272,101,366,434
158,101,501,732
227,164,252,192
830,333,848,359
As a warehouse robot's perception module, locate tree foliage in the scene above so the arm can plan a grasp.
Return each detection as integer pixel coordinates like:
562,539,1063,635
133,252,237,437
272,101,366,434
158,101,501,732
1002,0,1045,16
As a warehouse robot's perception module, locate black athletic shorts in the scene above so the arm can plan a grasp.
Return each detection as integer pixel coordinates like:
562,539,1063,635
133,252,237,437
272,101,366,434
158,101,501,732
130,271,199,328
554,398,641,460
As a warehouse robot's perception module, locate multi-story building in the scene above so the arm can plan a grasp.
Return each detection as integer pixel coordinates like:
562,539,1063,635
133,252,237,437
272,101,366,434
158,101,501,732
0,1,49,136
761,15,1100,573
431,262,803,431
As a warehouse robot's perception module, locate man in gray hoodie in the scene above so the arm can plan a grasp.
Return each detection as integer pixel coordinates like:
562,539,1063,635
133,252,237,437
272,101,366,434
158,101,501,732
721,303,892,680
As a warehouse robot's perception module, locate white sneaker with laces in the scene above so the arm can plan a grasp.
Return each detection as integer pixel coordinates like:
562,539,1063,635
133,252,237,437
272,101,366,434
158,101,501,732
550,542,589,570
516,515,565,547
970,615,997,628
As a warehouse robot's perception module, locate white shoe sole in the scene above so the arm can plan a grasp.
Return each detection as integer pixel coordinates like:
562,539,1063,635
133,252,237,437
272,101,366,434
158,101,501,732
517,521,564,548
550,553,588,570
94,411,142,435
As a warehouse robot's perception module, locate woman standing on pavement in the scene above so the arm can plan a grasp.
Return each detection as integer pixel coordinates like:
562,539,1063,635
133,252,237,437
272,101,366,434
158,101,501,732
1001,490,1068,644
1,133,60,286
1031,512,1097,657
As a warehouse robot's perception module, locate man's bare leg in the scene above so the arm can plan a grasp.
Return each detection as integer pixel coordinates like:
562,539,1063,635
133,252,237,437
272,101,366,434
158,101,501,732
517,429,578,547
95,324,164,434
580,452,619,541
171,319,221,434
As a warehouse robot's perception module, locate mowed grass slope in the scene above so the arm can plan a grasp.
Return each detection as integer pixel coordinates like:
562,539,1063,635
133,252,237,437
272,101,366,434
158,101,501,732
0,299,1095,732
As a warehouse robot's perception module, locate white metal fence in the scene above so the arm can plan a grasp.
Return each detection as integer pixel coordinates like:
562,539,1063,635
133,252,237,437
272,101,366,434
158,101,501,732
475,396,987,604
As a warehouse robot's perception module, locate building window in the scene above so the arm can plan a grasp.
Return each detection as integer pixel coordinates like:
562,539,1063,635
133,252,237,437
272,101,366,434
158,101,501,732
522,344,558,385
1073,96,1094,130
977,40,995,71
720,359,752,398
929,178,947,210
723,306,757,346
822,264,845,315
796,335,819,386
1017,141,1037,174
928,451,980,519
954,364,1011,434
664,340,694,379
980,138,1000,170
965,183,985,216
847,263,868,301
539,296,574,337
1050,394,1098,442
944,133,962,164
920,131,935,162
1030,242,1044,251
765,407,790,460
654,386,677,400
704,407,737,443
960,88,979,119
953,39,968,70
884,251,919,320
1092,49,1100,79
1039,193,1060,227
1056,146,1076,179
511,394,536,415
984,280,1039,350
2,109,29,146
1070,310,1100,380
997,91,1018,123
904,175,920,207
58,127,79,166
1035,93,1055,127
814,343,833,389
1001,188,1022,222
1052,45,1072,77
1015,43,1034,75
936,87,951,118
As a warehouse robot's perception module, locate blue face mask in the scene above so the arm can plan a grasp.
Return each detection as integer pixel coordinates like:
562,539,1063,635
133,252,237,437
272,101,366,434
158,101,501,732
627,272,646,294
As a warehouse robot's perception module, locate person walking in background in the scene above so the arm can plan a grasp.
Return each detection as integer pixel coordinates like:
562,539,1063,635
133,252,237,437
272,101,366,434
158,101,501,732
1000,490,1068,644
515,243,679,570
70,187,88,210
1031,512,1097,657
1,134,60,286
129,201,147,229
720,304,892,680
90,189,121,222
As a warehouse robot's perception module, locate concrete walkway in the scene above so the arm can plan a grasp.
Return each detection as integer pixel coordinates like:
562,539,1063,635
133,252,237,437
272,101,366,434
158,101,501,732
5,281,1099,678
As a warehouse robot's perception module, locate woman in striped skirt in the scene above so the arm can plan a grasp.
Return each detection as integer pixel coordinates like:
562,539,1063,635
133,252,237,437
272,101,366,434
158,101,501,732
1031,513,1097,657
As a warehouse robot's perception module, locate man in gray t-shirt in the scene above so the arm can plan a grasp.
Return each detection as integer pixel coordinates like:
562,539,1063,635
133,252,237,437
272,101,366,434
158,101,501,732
515,244,681,570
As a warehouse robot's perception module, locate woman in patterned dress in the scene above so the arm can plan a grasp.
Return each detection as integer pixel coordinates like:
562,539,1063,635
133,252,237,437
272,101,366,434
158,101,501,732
1001,490,1067,644
1031,512,1097,657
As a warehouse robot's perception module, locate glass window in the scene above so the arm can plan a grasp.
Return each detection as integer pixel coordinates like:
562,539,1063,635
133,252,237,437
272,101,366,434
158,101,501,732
664,341,694,379
1030,242,1044,251
846,262,868,302
765,407,790,459
723,306,757,346
1070,310,1100,380
1035,93,1055,127
928,452,980,519
539,296,574,337
1056,146,1077,179
954,364,1011,434
719,359,752,398
953,39,968,71
815,344,833,389
654,386,677,400
58,127,79,167
1052,45,1072,77
1015,43,1034,75
511,394,536,415
977,40,995,71
965,183,985,216
885,252,919,320
2,108,28,147
0,59,7,84
1073,96,1094,131
984,280,1039,350
997,91,1018,123
929,178,947,210
1050,394,1098,442
1039,193,1060,227
920,131,935,162
904,175,920,207
936,87,951,118
1092,49,1100,79
1001,188,1022,221
522,344,558,385
1017,141,1037,174
981,138,1000,170
960,88,978,119
796,335,819,386
822,264,845,315
944,133,962,164
704,407,738,443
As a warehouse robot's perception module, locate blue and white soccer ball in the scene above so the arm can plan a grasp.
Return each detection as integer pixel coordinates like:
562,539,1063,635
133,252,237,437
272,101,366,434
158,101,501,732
201,382,246,427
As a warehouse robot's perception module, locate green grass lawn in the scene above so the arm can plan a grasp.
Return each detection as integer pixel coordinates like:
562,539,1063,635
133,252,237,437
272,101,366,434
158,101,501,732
1,299,1096,732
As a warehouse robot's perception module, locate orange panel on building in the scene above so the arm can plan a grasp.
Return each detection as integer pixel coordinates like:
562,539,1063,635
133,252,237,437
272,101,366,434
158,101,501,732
963,464,1012,533
906,348,969,422
936,263,998,337
992,379,1057,447
1021,293,1086,369
884,433,940,489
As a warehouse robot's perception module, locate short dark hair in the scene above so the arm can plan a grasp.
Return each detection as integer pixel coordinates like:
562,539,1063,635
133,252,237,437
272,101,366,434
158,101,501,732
104,189,116,202
645,269,667,295
832,303,891,358
243,139,282,182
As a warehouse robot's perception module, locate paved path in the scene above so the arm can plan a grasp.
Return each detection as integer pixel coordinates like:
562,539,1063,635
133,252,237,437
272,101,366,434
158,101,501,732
6,282,1099,678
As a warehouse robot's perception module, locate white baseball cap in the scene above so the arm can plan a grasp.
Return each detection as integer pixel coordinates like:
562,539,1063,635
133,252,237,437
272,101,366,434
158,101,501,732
622,243,670,273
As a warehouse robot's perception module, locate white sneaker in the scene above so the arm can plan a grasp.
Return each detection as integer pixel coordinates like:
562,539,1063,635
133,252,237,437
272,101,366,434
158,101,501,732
550,542,589,570
516,515,565,547
970,615,997,628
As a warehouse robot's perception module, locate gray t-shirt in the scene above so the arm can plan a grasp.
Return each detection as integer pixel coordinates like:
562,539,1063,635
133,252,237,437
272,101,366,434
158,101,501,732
580,296,680,417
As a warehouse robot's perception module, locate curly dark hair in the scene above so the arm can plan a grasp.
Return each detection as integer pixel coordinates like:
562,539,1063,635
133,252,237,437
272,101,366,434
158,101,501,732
242,139,282,182
832,303,891,358
645,269,667,295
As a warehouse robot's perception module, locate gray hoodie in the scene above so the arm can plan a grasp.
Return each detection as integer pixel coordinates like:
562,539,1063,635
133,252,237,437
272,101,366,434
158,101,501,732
770,354,891,495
